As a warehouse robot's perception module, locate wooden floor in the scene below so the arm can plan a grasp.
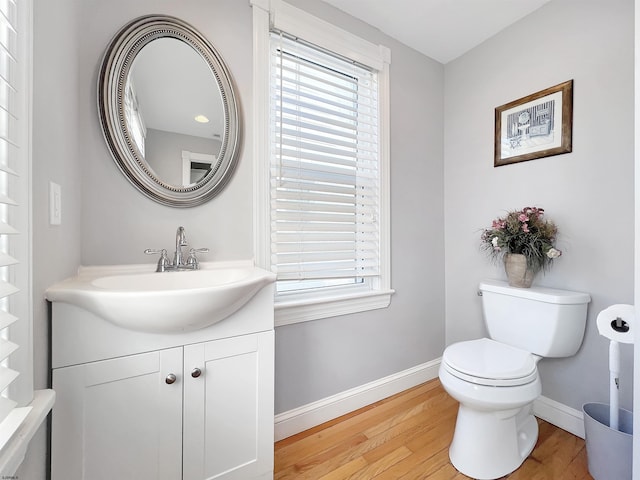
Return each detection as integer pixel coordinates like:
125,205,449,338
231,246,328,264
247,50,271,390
274,379,593,480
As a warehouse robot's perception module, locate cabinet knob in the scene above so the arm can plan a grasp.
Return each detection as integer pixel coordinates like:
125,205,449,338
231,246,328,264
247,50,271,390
191,368,202,378
165,373,177,384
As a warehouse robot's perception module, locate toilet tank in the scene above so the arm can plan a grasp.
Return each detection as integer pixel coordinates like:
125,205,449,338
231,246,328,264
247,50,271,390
479,279,591,358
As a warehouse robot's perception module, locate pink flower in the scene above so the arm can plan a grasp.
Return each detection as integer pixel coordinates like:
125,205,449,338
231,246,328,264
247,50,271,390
518,213,528,222
522,223,529,233
527,207,543,219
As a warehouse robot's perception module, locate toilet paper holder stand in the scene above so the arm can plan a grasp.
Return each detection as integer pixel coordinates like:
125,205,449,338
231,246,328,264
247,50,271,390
596,304,635,431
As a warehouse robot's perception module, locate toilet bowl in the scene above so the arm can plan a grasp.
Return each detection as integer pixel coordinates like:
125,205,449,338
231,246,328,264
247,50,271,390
439,338,542,479
439,280,590,480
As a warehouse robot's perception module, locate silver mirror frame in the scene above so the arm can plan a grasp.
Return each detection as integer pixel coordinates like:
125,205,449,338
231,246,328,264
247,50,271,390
98,15,241,207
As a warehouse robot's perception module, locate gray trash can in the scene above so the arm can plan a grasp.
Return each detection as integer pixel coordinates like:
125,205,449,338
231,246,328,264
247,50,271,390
583,402,633,480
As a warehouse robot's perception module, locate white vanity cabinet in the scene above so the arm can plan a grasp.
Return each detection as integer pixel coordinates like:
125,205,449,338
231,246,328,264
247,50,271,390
51,348,184,480
49,279,275,480
182,332,275,480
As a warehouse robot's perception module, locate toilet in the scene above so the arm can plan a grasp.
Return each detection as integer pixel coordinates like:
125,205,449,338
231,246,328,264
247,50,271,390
439,279,590,480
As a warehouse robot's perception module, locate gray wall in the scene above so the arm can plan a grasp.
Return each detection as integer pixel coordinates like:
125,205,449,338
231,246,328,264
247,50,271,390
145,128,221,186
26,3,444,478
635,0,640,468
77,0,445,414
272,0,446,413
22,0,633,478
21,1,85,478
444,0,635,411
78,0,254,263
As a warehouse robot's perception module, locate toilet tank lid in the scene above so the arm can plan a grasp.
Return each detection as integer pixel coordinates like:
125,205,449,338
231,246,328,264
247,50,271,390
479,279,591,305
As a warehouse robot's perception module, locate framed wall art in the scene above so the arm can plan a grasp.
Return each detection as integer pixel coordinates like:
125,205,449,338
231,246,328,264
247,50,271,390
494,80,573,167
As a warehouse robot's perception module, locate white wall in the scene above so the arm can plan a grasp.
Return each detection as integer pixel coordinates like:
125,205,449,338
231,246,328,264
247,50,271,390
444,0,634,412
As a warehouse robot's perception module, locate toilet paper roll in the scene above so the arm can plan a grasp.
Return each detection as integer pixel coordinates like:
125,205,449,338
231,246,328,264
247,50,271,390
596,304,635,343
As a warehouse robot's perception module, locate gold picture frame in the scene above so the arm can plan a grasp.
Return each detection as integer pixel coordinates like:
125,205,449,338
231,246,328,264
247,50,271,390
494,80,573,167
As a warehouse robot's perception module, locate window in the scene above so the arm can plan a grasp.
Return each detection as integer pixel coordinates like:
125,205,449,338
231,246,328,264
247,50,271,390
252,0,393,325
0,0,53,474
0,0,32,447
271,34,379,292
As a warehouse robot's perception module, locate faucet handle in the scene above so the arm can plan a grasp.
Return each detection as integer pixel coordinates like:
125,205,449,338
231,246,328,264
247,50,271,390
145,248,170,272
186,248,209,269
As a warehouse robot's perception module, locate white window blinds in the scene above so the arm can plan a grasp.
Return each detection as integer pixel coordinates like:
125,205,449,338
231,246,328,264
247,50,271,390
0,0,31,450
270,33,380,285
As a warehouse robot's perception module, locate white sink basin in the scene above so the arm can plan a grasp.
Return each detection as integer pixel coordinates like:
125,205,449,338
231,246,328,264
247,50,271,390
45,261,276,333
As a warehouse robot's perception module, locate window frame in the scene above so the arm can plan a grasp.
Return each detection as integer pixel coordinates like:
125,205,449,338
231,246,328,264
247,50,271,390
251,0,393,326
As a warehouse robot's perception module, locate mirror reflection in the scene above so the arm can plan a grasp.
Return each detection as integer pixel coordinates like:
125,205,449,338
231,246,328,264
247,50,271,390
126,38,224,187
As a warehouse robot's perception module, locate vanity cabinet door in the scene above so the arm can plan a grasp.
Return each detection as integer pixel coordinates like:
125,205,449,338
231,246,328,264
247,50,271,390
183,331,275,480
51,347,183,480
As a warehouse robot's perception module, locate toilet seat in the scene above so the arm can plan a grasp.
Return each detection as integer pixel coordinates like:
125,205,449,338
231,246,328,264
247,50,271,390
443,338,537,387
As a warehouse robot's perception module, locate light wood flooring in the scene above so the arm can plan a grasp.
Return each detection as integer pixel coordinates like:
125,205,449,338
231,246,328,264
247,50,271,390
274,379,593,480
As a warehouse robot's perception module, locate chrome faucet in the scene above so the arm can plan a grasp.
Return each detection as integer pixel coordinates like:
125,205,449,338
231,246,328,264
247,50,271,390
174,226,188,268
144,226,209,272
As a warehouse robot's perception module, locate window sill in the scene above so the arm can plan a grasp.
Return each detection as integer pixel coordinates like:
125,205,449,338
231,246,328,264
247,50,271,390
0,389,55,476
275,289,395,327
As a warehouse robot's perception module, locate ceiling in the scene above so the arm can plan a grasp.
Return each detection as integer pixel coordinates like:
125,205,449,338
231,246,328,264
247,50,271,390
322,0,551,64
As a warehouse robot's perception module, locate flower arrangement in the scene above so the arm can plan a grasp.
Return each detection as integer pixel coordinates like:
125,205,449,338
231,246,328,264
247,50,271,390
481,206,562,273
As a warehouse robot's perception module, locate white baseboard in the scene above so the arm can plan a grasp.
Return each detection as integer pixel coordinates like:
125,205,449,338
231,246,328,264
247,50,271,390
533,395,585,439
274,358,441,441
274,358,586,441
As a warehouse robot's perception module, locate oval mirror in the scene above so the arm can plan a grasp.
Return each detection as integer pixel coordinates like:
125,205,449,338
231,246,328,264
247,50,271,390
98,15,241,207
